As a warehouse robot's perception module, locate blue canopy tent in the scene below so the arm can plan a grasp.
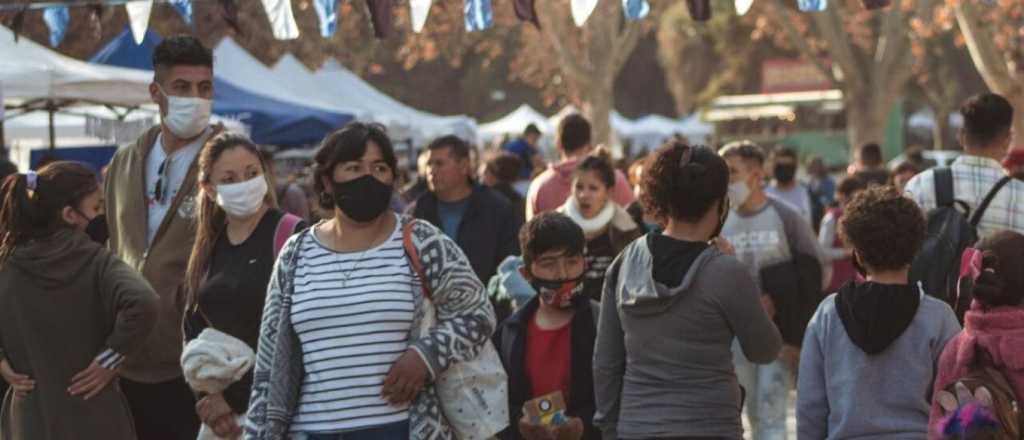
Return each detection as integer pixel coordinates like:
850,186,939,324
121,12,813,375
89,27,352,146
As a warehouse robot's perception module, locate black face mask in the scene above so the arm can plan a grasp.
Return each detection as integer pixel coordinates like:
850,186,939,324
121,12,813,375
331,175,394,223
529,274,585,309
774,164,797,184
84,214,108,244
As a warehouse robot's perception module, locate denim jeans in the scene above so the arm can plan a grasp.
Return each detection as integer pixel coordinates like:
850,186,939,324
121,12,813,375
296,420,410,440
732,341,792,440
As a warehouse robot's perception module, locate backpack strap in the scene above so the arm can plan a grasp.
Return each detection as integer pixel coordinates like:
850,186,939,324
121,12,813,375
969,176,1013,227
403,220,433,300
935,167,955,208
273,213,303,258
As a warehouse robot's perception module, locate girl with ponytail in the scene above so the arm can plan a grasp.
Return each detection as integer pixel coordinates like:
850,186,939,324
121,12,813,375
0,161,159,440
929,231,1024,438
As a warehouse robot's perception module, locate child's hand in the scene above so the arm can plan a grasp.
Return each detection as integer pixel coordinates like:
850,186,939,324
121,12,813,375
519,416,556,440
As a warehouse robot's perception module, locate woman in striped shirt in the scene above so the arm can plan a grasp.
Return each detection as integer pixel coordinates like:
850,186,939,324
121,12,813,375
246,123,497,440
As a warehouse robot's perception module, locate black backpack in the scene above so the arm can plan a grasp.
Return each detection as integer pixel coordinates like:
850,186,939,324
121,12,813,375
909,168,1011,320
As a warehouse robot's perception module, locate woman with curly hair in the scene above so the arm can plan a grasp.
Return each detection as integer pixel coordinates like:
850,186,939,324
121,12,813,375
593,141,781,439
797,186,961,440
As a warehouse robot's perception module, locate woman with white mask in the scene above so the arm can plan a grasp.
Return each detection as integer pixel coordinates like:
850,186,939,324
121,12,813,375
182,132,306,438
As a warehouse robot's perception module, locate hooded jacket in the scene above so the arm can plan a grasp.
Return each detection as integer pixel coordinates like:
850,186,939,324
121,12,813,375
592,234,782,440
105,124,222,383
525,157,635,220
0,229,159,440
797,285,960,440
929,305,1024,438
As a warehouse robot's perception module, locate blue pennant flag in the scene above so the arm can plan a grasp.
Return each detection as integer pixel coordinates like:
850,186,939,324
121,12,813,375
43,6,69,47
465,0,493,32
170,0,193,27
623,0,650,20
314,0,338,37
798,0,828,12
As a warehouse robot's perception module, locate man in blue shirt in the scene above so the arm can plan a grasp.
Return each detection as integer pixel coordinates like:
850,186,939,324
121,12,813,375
503,124,545,192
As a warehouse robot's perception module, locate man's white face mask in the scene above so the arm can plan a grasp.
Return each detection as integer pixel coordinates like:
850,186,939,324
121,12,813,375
157,85,211,139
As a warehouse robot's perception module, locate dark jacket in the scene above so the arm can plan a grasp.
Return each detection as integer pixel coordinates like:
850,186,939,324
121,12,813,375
493,296,600,440
409,184,523,282
492,182,527,223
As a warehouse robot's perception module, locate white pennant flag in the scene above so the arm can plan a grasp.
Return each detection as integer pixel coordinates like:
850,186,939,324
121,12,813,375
125,0,153,44
261,0,300,40
735,0,753,15
411,0,432,33
571,0,600,26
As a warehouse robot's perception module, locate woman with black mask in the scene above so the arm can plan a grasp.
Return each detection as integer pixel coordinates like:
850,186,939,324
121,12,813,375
593,141,782,440
246,123,497,440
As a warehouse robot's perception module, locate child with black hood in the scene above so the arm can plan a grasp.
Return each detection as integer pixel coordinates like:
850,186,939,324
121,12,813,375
797,186,961,439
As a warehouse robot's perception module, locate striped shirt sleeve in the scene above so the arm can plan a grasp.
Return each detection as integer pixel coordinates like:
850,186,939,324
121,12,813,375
95,348,125,369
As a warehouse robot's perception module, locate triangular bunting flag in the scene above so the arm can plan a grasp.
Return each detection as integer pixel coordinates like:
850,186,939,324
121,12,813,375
687,0,711,21
465,0,493,32
410,0,432,33
170,0,193,27
570,0,600,26
366,0,393,39
735,0,754,15
623,0,650,21
261,0,300,39
126,0,153,44
798,0,828,12
513,0,539,28
313,0,338,37
43,6,69,47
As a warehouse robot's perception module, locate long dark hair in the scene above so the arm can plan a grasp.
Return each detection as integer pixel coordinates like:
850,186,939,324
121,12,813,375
0,161,99,265
185,132,277,310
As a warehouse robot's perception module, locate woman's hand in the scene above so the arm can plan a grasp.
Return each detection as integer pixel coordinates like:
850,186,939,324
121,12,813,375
68,361,118,400
1,359,35,397
710,237,736,256
196,393,234,428
381,349,428,406
518,416,584,440
208,413,242,438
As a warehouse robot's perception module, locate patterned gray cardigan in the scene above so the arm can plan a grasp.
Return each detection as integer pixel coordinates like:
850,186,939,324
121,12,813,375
244,217,497,440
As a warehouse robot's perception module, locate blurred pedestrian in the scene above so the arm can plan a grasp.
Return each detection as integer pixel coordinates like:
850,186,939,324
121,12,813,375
104,34,219,440
767,147,814,226
806,156,836,208
557,150,642,302
503,124,546,194
410,135,522,283
526,114,634,220
593,142,782,439
798,186,960,439
401,149,431,204
891,161,920,192
181,133,306,438
264,150,311,221
245,123,497,440
1003,148,1024,180
0,162,159,440
720,141,831,440
851,143,891,187
928,231,1024,438
818,175,868,294
481,151,527,222
494,212,598,440
625,155,659,233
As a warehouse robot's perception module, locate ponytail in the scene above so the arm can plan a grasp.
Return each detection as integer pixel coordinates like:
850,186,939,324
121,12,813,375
575,147,616,189
0,163,99,266
971,231,1024,309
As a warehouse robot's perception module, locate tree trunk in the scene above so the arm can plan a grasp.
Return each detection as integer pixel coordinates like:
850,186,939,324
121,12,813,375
844,94,888,157
584,76,616,151
1007,92,1024,148
932,108,952,150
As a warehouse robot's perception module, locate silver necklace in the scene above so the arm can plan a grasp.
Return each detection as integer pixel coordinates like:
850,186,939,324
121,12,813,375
338,249,369,288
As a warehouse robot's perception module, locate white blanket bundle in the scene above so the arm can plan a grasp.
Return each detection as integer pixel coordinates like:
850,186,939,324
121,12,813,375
181,328,256,440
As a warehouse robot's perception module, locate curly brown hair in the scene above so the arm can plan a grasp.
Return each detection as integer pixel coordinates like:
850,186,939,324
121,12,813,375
641,141,728,223
839,186,925,272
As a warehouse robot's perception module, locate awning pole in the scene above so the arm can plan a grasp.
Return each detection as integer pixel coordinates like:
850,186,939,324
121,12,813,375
48,101,56,151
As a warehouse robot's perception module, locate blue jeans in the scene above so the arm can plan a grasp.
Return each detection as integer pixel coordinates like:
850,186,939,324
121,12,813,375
733,342,792,440
297,420,410,440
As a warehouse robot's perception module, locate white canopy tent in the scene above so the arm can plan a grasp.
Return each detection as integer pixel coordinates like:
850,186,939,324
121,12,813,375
478,104,552,143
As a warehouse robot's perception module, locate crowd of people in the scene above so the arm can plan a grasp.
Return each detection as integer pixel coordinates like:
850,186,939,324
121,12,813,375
1,34,1024,440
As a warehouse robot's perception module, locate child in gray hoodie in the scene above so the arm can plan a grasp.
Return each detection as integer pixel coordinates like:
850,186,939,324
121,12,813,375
797,186,961,440
594,142,782,440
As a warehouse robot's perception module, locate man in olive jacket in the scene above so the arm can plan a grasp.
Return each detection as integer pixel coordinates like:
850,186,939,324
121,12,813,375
105,35,220,440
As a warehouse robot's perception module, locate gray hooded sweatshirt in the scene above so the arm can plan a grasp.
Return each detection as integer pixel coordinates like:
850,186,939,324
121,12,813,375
593,236,783,440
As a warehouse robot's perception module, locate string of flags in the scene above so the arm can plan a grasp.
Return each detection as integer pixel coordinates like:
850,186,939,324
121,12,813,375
12,0,901,49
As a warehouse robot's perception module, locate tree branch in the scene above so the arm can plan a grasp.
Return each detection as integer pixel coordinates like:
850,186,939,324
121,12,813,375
609,20,642,74
764,0,840,89
954,0,1019,95
534,1,596,88
812,0,863,91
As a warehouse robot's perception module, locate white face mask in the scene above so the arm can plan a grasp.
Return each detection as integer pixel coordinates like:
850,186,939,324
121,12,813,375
215,176,268,218
728,181,751,209
159,87,212,139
